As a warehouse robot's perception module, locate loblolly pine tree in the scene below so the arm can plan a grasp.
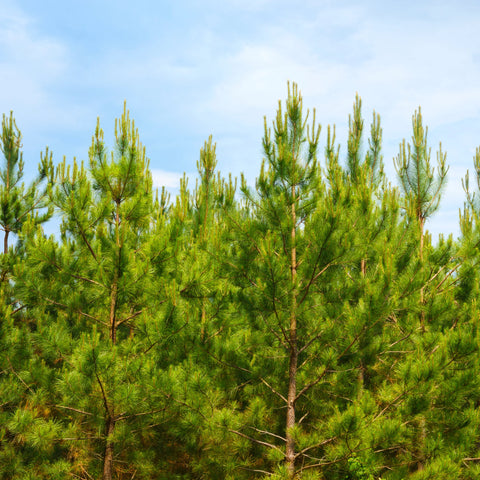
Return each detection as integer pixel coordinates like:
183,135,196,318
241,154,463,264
393,108,448,472
211,83,413,479
394,107,447,262
162,136,246,479
345,93,383,188
0,112,56,478
11,104,182,479
344,94,384,277
0,111,53,258
245,83,324,477
388,108,480,477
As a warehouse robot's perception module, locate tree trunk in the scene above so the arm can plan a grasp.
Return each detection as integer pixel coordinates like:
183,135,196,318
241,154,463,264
103,204,120,478
286,187,298,479
110,279,118,344
3,229,9,255
286,333,298,478
417,215,426,471
102,415,115,480
419,216,425,332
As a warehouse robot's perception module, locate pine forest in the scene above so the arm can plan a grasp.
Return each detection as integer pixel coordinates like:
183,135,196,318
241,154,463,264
2,84,480,480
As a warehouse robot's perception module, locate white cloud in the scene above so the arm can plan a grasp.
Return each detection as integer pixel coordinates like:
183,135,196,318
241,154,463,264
0,4,68,113
194,2,480,139
1,0,477,239
151,169,183,189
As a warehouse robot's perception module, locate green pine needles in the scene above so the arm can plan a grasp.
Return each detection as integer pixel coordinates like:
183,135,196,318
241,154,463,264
0,85,479,480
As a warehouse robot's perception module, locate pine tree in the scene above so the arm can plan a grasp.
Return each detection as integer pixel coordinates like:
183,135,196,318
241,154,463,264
161,135,246,479
213,83,405,479
12,104,181,479
0,111,53,257
3,86,480,480
389,108,480,477
394,107,447,262
0,112,56,478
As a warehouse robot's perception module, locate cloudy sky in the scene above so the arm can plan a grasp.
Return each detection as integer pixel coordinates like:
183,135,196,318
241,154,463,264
1,0,480,239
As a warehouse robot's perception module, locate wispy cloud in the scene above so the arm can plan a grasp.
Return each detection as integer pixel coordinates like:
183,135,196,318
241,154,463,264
151,169,183,189
1,0,478,238
0,4,67,114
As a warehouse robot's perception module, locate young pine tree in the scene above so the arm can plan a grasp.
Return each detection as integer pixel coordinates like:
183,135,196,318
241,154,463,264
217,84,398,479
0,112,53,257
13,105,180,479
0,113,55,478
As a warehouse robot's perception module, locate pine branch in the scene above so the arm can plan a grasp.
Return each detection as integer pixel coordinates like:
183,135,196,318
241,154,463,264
94,368,110,417
260,377,288,403
78,223,98,262
205,350,252,374
298,328,326,355
115,407,167,421
116,309,143,327
228,429,285,456
371,391,406,423
7,358,34,393
298,228,335,305
247,425,287,442
268,303,291,348
295,366,328,401
296,325,365,401
54,405,94,416
67,271,106,288
44,297,109,327
295,436,337,459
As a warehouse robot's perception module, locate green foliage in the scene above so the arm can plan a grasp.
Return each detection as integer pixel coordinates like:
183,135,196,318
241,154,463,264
394,108,448,224
0,111,53,256
1,84,479,480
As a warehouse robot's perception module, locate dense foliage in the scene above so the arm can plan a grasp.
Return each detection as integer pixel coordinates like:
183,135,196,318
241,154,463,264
1,86,480,480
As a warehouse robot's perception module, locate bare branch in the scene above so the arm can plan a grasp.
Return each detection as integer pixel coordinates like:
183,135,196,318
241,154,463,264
297,455,347,472
116,407,167,421
237,466,273,476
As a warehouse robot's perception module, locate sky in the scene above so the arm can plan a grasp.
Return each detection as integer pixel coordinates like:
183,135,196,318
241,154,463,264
1,0,480,239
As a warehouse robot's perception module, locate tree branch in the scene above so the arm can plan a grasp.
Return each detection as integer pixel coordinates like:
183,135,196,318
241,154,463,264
247,425,287,443
54,405,94,416
44,297,109,327
228,429,285,456
260,377,288,403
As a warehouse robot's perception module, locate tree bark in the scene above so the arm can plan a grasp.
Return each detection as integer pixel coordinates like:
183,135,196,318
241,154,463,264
286,186,298,479
102,415,115,480
103,202,120,478
4,229,9,255
419,216,425,332
109,279,118,344
417,215,426,472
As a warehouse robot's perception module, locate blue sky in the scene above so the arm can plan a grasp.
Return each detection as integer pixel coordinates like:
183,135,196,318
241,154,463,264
1,0,480,239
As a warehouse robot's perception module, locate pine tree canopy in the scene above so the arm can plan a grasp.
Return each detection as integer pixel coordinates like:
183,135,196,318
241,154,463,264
1,85,480,480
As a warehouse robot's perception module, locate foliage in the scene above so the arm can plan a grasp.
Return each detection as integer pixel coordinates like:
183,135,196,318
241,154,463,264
0,86,479,480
